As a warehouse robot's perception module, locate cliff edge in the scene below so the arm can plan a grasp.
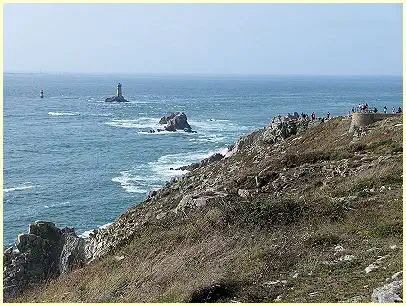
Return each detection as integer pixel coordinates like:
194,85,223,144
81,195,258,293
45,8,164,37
6,115,403,303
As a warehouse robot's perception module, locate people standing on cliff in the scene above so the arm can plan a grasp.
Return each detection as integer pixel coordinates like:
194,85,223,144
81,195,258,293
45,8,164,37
311,112,316,121
383,105,387,114
392,106,396,114
327,112,330,119
397,107,402,113
373,107,378,113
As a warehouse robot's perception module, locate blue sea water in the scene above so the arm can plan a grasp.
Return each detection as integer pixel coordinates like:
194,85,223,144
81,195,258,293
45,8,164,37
3,73,402,246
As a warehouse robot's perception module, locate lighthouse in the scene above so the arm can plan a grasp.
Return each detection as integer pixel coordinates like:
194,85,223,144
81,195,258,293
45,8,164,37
116,83,123,98
105,82,128,102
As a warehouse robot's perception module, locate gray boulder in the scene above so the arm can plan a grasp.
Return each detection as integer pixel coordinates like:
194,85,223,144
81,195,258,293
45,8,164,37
371,280,403,303
159,112,193,132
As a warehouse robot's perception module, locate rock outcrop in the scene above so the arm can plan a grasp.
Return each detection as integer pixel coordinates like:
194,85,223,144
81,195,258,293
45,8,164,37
3,221,86,300
105,96,128,102
226,117,313,158
159,112,194,132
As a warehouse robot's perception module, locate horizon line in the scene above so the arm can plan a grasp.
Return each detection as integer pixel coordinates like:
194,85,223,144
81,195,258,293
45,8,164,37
3,71,402,78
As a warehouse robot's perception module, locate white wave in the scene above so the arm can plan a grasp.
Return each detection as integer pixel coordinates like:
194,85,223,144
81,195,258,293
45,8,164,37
195,134,227,143
216,147,230,156
80,222,113,238
188,119,247,132
44,201,71,208
105,117,160,129
80,230,93,238
127,101,154,104
48,112,80,116
100,222,113,229
3,184,35,193
149,147,228,181
138,130,183,135
112,171,148,194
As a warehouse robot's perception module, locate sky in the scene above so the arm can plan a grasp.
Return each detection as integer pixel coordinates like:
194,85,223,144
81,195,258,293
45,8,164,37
4,4,402,75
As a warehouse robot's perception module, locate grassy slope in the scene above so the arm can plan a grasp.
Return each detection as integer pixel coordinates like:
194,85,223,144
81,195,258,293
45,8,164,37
14,116,403,303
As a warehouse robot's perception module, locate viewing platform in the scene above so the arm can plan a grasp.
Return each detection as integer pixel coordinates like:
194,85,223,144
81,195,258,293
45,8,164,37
349,112,402,133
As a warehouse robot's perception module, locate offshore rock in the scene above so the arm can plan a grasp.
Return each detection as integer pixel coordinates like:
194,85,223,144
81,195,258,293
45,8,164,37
159,112,193,132
105,95,128,102
3,221,86,301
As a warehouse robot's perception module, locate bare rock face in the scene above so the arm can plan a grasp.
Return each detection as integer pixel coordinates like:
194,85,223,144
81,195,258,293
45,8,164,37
59,234,86,274
159,112,193,132
371,280,403,303
371,271,403,303
3,221,86,300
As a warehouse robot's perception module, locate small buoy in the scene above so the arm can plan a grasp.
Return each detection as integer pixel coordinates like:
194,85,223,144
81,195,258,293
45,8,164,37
40,90,44,98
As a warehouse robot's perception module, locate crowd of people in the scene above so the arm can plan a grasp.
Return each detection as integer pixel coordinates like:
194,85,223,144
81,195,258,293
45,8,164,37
351,103,402,114
271,103,402,127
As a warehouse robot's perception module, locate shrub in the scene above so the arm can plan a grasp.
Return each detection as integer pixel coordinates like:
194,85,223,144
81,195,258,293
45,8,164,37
322,201,347,222
306,233,341,248
349,143,366,152
255,198,309,226
283,152,326,168
391,145,403,153
188,281,239,302
370,221,402,238
327,150,353,161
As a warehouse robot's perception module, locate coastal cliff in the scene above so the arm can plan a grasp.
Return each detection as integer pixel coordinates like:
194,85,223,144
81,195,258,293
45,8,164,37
6,115,403,303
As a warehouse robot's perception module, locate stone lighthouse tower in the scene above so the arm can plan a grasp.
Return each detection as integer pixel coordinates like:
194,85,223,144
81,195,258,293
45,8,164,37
116,83,123,98
105,82,128,102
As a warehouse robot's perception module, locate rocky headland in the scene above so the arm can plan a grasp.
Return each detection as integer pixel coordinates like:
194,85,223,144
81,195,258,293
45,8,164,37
4,114,403,303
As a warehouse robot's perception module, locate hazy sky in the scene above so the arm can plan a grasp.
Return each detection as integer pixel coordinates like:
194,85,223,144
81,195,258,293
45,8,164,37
4,4,402,75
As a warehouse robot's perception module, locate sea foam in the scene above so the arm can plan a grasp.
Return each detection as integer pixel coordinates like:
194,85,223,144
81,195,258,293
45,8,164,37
112,171,148,194
3,184,35,193
149,147,229,181
48,112,80,116
80,222,113,238
105,117,160,129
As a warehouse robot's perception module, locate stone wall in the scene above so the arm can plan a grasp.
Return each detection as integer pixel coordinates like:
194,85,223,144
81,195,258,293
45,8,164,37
349,112,401,133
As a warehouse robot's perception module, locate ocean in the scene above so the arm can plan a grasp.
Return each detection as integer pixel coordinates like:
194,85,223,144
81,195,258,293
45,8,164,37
3,73,402,247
